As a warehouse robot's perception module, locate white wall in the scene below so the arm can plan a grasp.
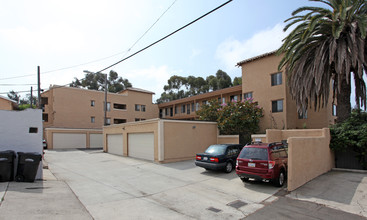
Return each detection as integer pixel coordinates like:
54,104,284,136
0,109,43,179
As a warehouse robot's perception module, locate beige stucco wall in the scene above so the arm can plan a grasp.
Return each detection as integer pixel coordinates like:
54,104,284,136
217,135,239,144
103,119,159,160
45,128,103,149
266,128,334,191
103,119,219,163
42,87,158,130
163,120,218,162
0,98,15,110
240,54,336,132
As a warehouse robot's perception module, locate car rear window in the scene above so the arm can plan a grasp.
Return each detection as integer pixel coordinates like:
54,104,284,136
239,147,268,160
205,145,227,155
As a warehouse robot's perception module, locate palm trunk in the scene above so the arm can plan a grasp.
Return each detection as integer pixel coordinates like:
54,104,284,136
336,75,351,123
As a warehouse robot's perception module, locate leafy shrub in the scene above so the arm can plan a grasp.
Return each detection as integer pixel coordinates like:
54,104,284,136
330,109,367,169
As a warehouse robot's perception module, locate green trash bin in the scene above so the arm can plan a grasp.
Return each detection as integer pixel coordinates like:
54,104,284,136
15,152,42,182
0,150,16,182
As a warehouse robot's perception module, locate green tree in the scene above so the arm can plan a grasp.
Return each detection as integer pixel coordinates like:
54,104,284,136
277,0,367,122
233,77,242,86
7,90,19,103
330,109,367,169
70,70,132,93
197,98,263,144
216,69,233,89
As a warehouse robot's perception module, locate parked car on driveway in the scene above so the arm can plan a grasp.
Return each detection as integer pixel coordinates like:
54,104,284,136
236,142,288,186
195,144,243,173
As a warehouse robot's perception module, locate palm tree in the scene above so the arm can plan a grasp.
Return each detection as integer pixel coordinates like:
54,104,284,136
277,0,367,122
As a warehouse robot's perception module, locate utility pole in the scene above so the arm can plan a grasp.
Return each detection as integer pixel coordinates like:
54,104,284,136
30,86,33,108
83,70,108,126
37,66,41,109
104,73,108,126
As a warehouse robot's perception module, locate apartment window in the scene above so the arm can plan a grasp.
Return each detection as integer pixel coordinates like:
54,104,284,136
42,113,48,122
114,103,126,110
175,106,178,114
271,72,282,86
181,104,186,113
196,103,200,111
106,102,111,112
202,100,208,105
187,104,190,114
332,104,337,116
165,108,169,116
141,105,146,112
91,117,95,123
41,97,48,105
170,107,173,117
135,104,140,111
91,100,95,107
222,97,226,104
191,103,195,112
106,118,111,125
135,118,140,121
230,95,238,102
272,100,283,113
298,109,308,119
114,118,126,124
243,92,253,99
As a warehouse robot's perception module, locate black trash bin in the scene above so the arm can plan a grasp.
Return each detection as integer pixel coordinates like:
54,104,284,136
15,152,42,182
0,150,16,182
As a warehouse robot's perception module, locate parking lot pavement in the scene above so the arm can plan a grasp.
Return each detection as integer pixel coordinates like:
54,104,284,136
287,170,367,218
0,169,92,220
45,149,281,220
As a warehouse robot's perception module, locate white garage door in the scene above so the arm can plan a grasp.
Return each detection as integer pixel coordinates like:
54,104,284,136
128,133,154,161
90,134,103,148
107,134,123,155
53,133,86,149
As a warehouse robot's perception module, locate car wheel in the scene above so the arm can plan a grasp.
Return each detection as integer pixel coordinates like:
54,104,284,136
240,177,250,182
224,162,233,173
273,170,285,187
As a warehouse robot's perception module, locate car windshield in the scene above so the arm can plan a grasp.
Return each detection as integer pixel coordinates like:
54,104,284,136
239,147,268,160
205,145,227,155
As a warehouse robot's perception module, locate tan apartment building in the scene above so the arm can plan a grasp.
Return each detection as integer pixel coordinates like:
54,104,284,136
237,51,336,132
158,85,242,120
41,86,159,149
0,95,17,110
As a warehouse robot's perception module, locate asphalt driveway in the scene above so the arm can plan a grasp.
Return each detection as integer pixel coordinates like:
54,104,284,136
44,149,281,219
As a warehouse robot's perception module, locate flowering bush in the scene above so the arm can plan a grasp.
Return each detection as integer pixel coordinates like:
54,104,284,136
197,98,263,144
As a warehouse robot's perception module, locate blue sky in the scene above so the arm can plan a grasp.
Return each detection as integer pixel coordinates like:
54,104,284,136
0,0,325,102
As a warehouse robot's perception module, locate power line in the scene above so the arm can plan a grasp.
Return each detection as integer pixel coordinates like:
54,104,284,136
0,0,178,81
0,83,37,86
96,0,233,73
1,0,232,95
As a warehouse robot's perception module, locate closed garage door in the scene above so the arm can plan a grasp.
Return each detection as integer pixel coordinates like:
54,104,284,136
128,133,154,161
53,133,86,149
107,134,123,155
90,133,103,148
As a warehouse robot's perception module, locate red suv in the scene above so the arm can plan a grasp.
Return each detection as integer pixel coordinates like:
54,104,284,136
236,142,288,187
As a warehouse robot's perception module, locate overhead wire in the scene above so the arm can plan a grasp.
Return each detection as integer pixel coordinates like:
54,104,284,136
0,0,178,82
1,0,232,95
96,0,233,73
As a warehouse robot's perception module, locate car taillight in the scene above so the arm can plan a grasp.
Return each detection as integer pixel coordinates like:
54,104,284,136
210,157,219,163
196,155,201,160
268,161,275,169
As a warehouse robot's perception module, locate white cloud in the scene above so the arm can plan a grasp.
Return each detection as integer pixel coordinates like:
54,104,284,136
124,65,176,101
216,23,289,70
